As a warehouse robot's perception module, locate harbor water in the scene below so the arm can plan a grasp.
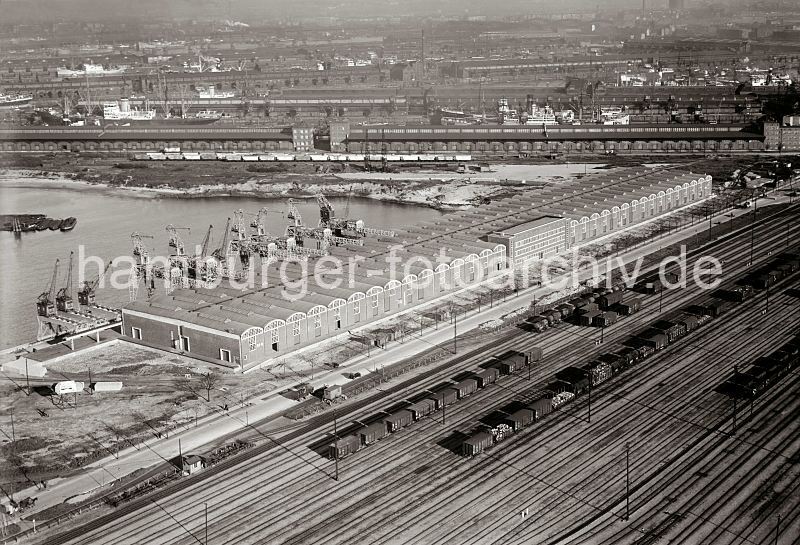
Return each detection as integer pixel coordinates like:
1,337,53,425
0,179,445,349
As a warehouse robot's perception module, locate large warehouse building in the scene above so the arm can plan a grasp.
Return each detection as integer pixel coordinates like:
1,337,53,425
122,167,712,370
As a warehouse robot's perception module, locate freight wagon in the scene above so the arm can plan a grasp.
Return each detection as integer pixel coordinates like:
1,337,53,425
384,410,414,433
528,397,552,419
329,434,360,459
592,311,618,327
542,309,562,325
463,431,494,457
407,399,437,420
557,303,576,319
360,421,388,445
431,389,458,408
583,361,612,386
526,316,549,332
505,408,536,431
554,367,591,392
651,319,687,342
597,291,624,309
714,287,752,303
551,391,575,409
613,296,642,316
634,331,669,350
450,378,479,399
475,367,500,388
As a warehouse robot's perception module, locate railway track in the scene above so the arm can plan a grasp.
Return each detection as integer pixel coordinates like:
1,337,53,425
66,266,799,545
25,202,800,540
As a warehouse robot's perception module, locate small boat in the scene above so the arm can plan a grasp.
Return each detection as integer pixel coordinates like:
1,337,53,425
59,217,77,231
35,220,49,231
47,218,62,230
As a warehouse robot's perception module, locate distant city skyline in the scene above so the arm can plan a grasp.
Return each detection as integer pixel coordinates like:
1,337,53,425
0,0,774,25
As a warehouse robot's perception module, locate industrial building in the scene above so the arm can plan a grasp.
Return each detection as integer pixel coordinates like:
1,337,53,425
764,120,800,151
121,168,712,370
488,216,567,267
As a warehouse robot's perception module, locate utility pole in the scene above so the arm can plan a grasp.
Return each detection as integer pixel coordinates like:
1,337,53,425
179,438,183,473
204,502,208,545
453,309,458,354
749,191,757,266
333,409,339,481
10,407,15,447
659,284,664,314
625,443,630,521
587,373,592,423
25,360,31,396
442,392,446,426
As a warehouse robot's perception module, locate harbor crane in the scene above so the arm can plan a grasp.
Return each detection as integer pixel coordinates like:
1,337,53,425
249,207,284,235
78,261,113,307
198,224,213,258
188,224,219,284
37,258,59,317
212,218,233,261
55,251,75,312
129,232,157,302
286,199,303,238
314,191,396,238
166,225,191,255
232,209,248,237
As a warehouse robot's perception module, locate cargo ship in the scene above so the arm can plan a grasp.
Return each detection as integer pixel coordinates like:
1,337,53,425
57,63,127,78
0,93,33,109
196,85,236,99
103,99,156,121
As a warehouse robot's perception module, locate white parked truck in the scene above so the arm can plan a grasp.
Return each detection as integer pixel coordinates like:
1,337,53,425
53,381,85,395
91,381,123,393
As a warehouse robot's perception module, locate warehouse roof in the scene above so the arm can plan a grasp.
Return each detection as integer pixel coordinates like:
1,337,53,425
490,216,565,237
123,166,711,336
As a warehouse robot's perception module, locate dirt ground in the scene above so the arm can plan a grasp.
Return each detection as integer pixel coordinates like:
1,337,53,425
0,342,285,495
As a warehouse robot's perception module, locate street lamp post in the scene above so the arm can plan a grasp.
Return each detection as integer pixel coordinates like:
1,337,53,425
625,443,630,521
333,409,339,481
10,407,15,449
453,308,458,354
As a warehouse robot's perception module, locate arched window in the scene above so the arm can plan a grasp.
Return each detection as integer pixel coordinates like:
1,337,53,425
418,270,433,297
242,327,264,354
436,263,449,292
402,275,417,304
367,286,383,316
265,320,284,352
348,292,365,322
288,313,304,345
328,299,346,329
308,305,326,337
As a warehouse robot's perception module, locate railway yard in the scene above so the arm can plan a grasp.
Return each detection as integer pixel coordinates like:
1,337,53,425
14,198,798,545
3,3,800,543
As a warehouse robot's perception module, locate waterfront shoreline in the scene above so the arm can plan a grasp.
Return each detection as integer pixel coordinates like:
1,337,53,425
0,167,522,210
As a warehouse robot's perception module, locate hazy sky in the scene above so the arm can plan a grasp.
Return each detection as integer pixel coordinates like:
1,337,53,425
0,0,698,24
